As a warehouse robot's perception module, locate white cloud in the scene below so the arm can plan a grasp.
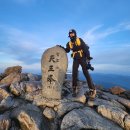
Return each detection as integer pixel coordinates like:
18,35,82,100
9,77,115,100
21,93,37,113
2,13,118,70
94,63,130,75
0,24,50,73
0,59,23,72
83,22,130,45
0,59,41,73
0,22,130,75
0,24,48,56
119,22,130,30
82,22,130,75
67,62,130,76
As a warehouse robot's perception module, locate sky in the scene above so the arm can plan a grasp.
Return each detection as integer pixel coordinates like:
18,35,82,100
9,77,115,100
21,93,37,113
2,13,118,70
0,0,130,75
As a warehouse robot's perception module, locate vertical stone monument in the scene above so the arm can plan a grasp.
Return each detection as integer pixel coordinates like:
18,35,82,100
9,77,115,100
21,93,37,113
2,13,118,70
41,46,68,99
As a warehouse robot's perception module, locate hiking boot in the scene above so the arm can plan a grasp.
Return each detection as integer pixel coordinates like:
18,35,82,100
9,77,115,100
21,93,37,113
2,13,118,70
89,88,97,100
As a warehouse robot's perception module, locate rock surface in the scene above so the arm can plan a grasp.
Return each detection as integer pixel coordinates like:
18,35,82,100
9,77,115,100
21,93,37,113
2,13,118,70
0,66,130,130
109,86,126,95
87,98,126,110
43,107,56,120
124,115,130,130
10,81,42,97
102,92,130,109
0,88,14,112
61,107,123,130
0,113,11,130
10,103,49,130
98,105,128,128
4,66,22,76
56,102,83,117
0,73,21,85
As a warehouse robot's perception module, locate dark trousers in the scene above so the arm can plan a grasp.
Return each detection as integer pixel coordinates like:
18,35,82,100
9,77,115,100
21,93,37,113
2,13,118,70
72,58,94,89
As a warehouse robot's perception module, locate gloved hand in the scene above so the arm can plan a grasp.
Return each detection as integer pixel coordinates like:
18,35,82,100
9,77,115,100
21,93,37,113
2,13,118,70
56,45,62,47
86,57,93,63
87,57,93,60
56,45,65,50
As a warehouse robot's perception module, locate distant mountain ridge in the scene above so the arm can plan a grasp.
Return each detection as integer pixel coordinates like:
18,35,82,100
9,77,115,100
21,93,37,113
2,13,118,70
67,71,130,90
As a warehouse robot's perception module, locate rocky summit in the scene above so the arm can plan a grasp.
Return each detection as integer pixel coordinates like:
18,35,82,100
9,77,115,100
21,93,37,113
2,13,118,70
0,66,130,130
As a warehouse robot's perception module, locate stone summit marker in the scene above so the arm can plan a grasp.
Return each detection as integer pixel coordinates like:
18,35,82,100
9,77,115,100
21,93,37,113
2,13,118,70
41,46,68,99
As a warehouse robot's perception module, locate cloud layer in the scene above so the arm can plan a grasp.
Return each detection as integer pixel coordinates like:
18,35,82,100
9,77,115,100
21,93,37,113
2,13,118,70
0,24,48,72
0,22,130,75
81,22,130,75
83,22,130,45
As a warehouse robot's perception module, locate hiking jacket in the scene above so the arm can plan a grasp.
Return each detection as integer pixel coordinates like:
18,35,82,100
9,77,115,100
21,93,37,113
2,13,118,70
64,37,90,59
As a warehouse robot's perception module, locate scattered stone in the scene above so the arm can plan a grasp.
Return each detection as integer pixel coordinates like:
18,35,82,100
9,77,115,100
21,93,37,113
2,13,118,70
109,86,126,95
0,96,14,112
56,102,83,117
124,115,130,130
33,96,60,108
10,82,22,96
0,89,14,111
25,81,42,93
10,81,42,97
0,112,11,130
0,88,10,100
0,73,21,85
87,98,126,110
4,66,22,76
117,98,130,109
18,111,40,130
43,107,56,120
120,90,130,100
24,89,42,102
98,105,128,128
10,103,49,130
41,46,68,99
0,84,10,89
102,92,130,109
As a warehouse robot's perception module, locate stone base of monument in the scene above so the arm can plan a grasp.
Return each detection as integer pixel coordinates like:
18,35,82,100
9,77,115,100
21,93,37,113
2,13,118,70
33,93,86,108
29,78,88,109
32,92,86,119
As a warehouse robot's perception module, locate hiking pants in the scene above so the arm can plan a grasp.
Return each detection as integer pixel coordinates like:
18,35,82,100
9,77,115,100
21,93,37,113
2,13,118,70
72,58,94,89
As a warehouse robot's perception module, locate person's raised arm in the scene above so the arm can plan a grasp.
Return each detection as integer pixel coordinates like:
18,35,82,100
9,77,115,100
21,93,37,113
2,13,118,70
57,42,70,53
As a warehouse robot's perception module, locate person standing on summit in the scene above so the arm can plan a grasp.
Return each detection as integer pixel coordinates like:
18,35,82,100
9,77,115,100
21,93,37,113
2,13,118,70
58,29,96,99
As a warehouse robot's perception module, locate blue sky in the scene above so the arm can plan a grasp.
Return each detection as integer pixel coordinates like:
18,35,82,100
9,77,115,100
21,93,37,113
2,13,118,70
0,0,130,75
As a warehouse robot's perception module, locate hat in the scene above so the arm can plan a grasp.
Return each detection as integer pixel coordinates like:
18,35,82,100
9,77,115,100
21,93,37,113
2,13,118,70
68,29,77,37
